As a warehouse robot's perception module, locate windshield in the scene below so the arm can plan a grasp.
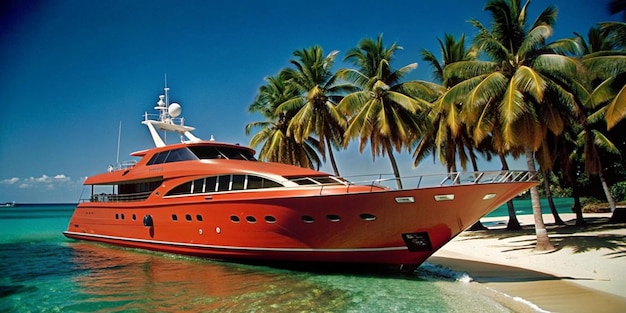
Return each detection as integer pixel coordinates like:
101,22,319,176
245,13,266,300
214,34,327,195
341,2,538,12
188,146,256,161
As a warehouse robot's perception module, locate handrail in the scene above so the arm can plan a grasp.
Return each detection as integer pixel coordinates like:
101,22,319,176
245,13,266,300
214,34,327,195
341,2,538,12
107,160,138,172
302,170,536,195
83,191,152,203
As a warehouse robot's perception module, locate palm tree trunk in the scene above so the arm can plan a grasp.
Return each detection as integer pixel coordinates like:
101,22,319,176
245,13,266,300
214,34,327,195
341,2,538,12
325,136,340,176
467,145,487,231
385,142,403,189
525,147,554,251
598,169,617,213
499,154,521,230
572,181,586,226
542,170,565,225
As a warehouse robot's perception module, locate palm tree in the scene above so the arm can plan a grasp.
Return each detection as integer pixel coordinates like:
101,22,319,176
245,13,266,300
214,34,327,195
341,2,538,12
444,0,580,250
246,72,323,168
415,33,477,172
337,34,437,189
566,27,626,217
418,33,494,230
593,22,626,129
276,46,351,176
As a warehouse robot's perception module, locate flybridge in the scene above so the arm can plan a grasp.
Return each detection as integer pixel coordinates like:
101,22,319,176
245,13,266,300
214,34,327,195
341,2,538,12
142,84,203,147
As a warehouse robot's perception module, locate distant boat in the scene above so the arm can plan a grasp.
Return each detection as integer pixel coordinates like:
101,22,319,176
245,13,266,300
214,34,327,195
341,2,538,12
4,201,15,207
63,84,537,272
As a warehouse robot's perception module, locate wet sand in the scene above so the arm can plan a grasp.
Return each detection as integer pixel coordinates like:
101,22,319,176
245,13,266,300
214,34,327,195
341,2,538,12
428,213,626,312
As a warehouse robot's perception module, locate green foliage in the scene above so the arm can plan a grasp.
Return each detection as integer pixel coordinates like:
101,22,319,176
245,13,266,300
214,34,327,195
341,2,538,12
246,0,626,198
610,181,626,201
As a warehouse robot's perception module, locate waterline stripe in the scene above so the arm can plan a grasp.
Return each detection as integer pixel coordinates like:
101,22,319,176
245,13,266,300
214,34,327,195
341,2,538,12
63,231,408,253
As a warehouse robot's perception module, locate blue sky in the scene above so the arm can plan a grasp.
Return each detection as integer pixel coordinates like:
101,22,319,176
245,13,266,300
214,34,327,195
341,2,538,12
0,0,618,203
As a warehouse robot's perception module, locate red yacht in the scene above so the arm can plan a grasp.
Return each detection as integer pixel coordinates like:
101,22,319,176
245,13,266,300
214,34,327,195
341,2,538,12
63,86,537,271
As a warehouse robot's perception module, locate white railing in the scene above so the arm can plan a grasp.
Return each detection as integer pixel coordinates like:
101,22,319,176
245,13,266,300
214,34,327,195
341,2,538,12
312,170,536,194
83,191,153,203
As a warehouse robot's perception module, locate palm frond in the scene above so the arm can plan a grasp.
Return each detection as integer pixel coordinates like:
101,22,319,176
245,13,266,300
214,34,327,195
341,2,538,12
606,83,626,129
513,65,546,101
519,24,553,59
420,48,444,83
465,72,508,112
499,79,529,144
547,38,582,56
590,129,620,154
443,60,499,82
533,54,579,78
582,53,626,80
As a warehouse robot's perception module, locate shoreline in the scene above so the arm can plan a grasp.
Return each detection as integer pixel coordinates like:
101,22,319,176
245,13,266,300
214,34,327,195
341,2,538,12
428,213,626,312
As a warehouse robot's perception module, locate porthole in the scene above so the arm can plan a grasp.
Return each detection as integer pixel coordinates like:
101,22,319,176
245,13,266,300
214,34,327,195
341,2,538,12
185,214,192,221
172,214,178,221
246,216,257,223
360,213,377,221
132,214,136,221
326,214,341,222
121,214,125,220
115,213,119,219
302,215,314,223
197,214,203,221
264,216,276,223
230,215,240,223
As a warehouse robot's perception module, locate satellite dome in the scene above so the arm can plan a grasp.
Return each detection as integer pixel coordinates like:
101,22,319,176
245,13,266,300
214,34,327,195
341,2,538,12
168,103,182,117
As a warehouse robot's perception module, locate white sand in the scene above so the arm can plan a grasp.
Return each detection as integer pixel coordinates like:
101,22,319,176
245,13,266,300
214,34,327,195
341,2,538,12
428,213,626,312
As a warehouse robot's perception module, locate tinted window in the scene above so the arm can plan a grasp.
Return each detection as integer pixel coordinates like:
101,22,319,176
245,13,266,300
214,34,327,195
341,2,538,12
205,176,217,192
193,178,205,193
188,146,222,159
188,146,256,161
247,176,282,189
291,177,317,185
289,176,344,185
232,175,246,190
217,175,231,191
153,151,169,164
166,182,192,196
218,147,256,160
165,174,282,197
165,148,197,162
148,148,198,165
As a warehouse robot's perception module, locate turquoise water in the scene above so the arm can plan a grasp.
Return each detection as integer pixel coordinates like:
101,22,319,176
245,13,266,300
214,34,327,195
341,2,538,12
0,204,549,312
485,197,574,218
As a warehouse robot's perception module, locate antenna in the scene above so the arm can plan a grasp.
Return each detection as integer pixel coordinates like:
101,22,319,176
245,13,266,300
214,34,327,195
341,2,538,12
116,121,122,165
164,73,169,112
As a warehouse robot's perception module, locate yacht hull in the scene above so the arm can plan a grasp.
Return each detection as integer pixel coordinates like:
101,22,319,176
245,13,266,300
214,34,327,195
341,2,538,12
64,180,535,267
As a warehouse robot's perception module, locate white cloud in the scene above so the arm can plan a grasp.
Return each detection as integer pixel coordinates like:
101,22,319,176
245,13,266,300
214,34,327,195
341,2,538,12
2,174,75,189
54,174,70,181
1,177,20,185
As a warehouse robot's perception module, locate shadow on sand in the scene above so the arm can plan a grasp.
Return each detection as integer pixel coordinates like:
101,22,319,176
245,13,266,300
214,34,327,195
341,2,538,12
460,216,626,259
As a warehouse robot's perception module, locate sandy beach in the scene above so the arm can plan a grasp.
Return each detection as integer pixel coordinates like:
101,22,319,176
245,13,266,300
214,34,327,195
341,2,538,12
428,213,626,312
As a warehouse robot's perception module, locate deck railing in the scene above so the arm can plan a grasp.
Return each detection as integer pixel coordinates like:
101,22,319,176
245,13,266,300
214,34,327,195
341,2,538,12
318,170,536,194
82,191,152,203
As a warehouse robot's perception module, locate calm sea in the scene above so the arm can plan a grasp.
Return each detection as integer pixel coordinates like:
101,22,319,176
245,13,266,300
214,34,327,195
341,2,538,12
0,201,569,312
485,197,574,217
